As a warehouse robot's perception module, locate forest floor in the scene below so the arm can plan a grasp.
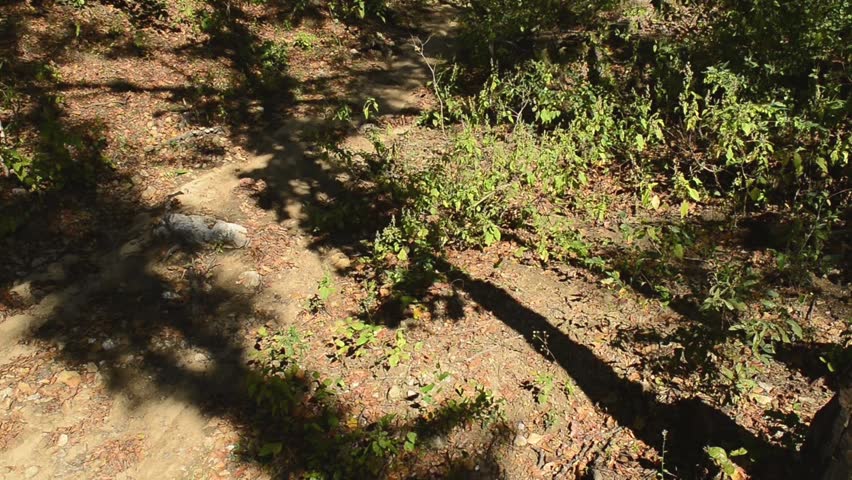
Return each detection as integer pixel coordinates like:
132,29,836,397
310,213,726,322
0,1,848,479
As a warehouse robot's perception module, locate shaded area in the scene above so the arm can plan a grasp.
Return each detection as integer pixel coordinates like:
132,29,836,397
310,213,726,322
233,92,801,480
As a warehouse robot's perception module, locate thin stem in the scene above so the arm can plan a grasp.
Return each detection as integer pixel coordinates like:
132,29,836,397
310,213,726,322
413,35,445,133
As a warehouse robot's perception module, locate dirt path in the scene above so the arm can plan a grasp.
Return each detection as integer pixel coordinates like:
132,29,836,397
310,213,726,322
0,4,463,479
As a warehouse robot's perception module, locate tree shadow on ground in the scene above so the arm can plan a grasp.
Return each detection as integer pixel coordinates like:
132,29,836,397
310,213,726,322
231,80,800,480
591,209,852,392
18,231,511,477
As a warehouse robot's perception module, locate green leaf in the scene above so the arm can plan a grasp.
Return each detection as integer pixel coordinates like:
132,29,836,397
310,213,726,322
687,186,700,201
705,446,727,462
729,447,747,457
680,200,691,218
792,151,803,175
483,223,501,246
634,133,646,152
259,442,283,457
788,320,803,339
650,194,661,210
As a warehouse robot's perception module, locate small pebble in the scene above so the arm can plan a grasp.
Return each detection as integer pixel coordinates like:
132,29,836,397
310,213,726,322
528,433,543,445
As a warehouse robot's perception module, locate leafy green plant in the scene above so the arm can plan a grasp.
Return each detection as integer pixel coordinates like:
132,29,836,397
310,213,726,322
352,415,401,466
719,361,758,405
294,31,318,50
329,0,387,22
820,339,852,376
384,330,411,368
403,431,417,452
563,378,576,398
418,383,504,430
417,370,451,406
730,292,804,362
254,325,308,368
702,265,759,317
307,272,336,313
362,97,379,121
333,104,352,122
0,112,109,191
258,40,289,87
522,372,555,405
193,9,225,34
332,317,382,358
705,446,748,480
247,326,315,418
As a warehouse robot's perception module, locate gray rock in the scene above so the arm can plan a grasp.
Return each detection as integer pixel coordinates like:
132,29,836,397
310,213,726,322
357,123,379,135
162,290,180,301
238,270,262,289
387,385,403,400
328,251,352,270
429,435,447,449
513,434,528,447
155,213,248,248
9,281,35,306
57,434,69,447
